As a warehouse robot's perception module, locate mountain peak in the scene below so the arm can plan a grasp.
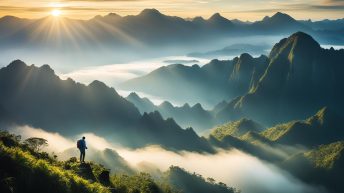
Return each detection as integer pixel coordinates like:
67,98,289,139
159,101,173,109
239,53,253,61
271,12,294,20
88,80,108,89
193,16,205,23
127,92,140,99
182,103,191,108
309,106,340,126
106,13,121,17
288,31,320,49
261,12,296,23
139,9,163,17
102,13,121,21
290,31,315,41
39,64,54,74
0,15,22,22
210,13,222,18
208,13,229,22
269,32,320,58
7,59,27,69
192,103,203,110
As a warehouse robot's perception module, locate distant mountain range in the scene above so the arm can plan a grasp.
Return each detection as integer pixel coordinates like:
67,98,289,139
0,10,343,67
121,54,269,107
1,10,342,49
123,32,344,125
0,60,213,152
126,92,215,132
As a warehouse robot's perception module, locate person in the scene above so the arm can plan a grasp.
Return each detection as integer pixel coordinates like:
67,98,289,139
77,136,87,163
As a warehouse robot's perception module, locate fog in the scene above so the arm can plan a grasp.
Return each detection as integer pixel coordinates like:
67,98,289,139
58,55,211,87
8,125,327,193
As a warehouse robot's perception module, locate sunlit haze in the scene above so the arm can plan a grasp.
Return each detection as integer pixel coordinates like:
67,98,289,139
51,9,61,17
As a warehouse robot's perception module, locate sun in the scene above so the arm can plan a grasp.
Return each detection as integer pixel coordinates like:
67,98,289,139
51,9,61,17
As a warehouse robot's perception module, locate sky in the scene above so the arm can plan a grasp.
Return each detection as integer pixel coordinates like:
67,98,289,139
0,0,343,21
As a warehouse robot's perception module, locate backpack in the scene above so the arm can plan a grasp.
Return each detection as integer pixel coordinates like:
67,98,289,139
77,140,82,149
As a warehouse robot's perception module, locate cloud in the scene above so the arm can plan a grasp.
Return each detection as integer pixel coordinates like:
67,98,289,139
10,125,75,152
59,56,210,86
311,5,344,9
0,5,128,13
225,3,344,14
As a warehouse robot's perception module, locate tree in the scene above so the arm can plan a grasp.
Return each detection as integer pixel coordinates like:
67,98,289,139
206,177,215,184
24,137,48,151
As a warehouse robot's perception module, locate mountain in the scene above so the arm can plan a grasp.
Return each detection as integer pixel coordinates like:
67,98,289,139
1,10,341,49
208,106,344,163
281,141,344,193
261,107,344,147
206,13,235,31
210,118,264,140
126,92,215,132
121,54,269,107
126,92,156,114
0,60,214,152
217,32,344,125
157,102,215,132
207,118,285,162
136,111,213,152
249,12,311,34
0,11,343,67
0,60,140,133
300,18,344,31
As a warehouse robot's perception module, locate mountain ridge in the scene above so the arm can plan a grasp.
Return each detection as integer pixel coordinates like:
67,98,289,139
0,60,214,152
216,32,344,125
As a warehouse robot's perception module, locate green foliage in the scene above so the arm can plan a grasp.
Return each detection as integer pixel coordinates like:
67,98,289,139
304,141,344,169
164,166,240,193
111,173,167,193
260,121,297,141
0,142,110,193
0,130,178,193
0,130,21,147
210,118,263,140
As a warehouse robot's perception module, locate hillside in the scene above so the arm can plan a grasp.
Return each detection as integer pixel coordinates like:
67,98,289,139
210,118,264,140
164,166,239,193
261,107,344,147
280,141,344,193
0,130,180,193
0,60,214,152
0,130,238,193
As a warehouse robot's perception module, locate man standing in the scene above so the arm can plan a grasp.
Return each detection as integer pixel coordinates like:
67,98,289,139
77,136,87,163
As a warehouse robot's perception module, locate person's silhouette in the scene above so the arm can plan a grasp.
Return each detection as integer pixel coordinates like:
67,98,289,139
77,136,88,163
